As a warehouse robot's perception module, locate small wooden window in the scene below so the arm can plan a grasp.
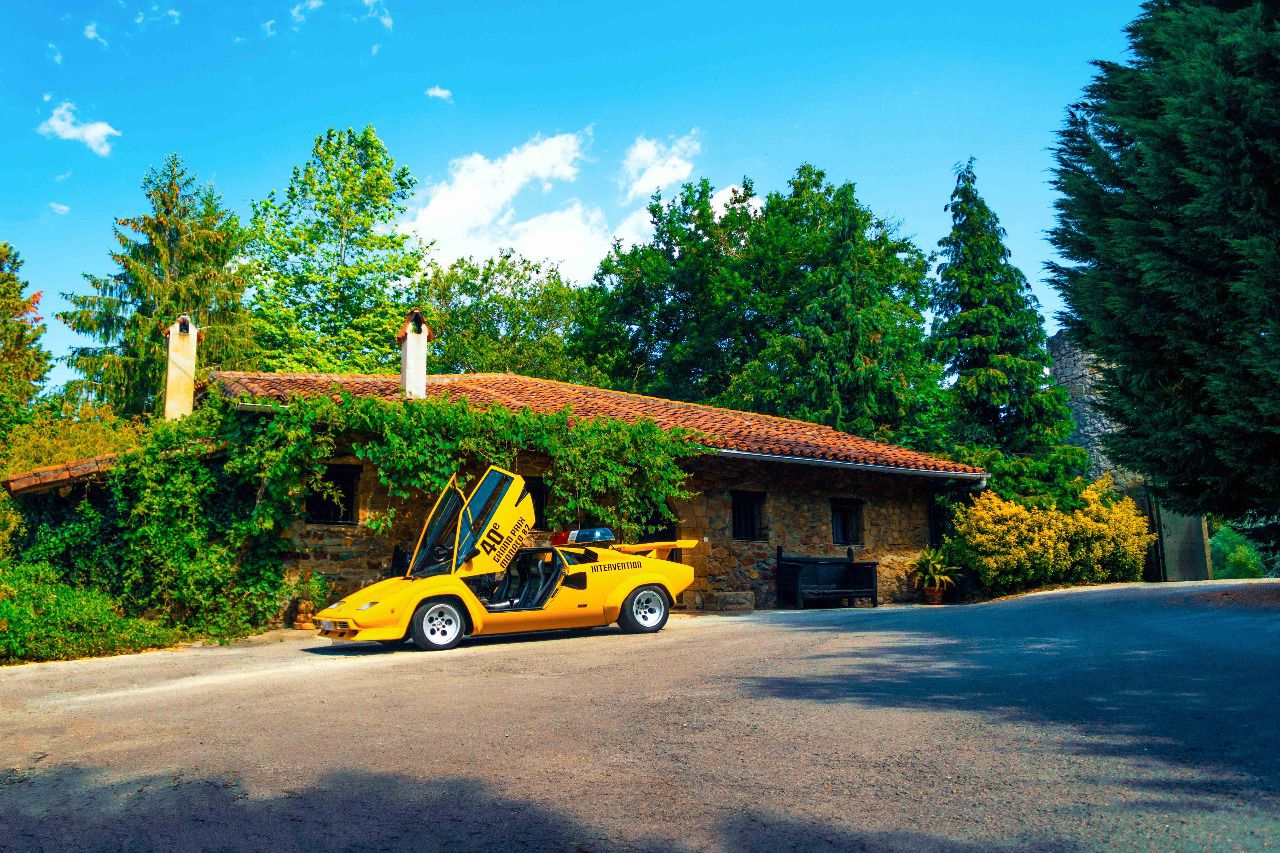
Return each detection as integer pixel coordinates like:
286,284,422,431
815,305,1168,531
731,491,766,541
307,464,361,525
831,498,864,546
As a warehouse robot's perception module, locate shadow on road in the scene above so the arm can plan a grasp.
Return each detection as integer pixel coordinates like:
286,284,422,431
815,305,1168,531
744,586,1280,804
0,765,1060,852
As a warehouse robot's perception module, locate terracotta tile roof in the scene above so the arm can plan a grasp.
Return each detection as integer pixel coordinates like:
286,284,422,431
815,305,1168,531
210,370,986,478
2,453,119,496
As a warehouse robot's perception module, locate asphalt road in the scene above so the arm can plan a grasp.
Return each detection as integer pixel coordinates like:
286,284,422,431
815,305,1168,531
2,580,1278,853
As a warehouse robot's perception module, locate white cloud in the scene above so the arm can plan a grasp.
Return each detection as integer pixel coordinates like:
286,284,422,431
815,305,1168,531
48,43,63,64
37,102,122,157
401,133,599,281
135,11,145,23
42,92,52,103
84,22,108,47
710,184,762,217
290,0,322,26
49,202,71,215
167,8,180,24
614,207,654,248
425,85,452,102
55,170,73,182
402,132,665,282
362,0,393,30
262,18,276,35
370,43,380,56
621,131,699,202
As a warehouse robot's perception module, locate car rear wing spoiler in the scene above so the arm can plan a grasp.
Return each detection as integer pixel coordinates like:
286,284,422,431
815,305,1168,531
611,540,699,561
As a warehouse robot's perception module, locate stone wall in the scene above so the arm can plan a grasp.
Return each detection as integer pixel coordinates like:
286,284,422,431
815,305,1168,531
672,457,938,610
286,453,943,611
1047,331,1113,478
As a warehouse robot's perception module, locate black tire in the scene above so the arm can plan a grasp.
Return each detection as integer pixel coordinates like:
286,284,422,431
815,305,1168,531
409,599,466,651
617,585,669,634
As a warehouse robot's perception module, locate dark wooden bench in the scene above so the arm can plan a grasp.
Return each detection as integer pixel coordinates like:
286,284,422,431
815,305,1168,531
775,547,879,609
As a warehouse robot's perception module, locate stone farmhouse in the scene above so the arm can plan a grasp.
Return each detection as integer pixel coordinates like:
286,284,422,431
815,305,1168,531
5,315,988,610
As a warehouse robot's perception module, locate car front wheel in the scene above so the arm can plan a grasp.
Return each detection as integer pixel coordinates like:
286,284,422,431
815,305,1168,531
410,600,465,651
618,585,669,634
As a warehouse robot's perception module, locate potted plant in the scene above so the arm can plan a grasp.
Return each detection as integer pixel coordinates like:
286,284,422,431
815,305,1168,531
911,547,958,605
289,570,331,630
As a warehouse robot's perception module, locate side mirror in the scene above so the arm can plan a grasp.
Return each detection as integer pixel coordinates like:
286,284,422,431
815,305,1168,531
562,571,588,591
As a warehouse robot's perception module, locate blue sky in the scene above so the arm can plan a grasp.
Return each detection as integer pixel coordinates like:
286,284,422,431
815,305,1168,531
4,1,1141,388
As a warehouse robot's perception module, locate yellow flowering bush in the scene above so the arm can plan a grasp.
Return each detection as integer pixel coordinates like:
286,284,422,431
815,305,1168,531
948,474,1155,595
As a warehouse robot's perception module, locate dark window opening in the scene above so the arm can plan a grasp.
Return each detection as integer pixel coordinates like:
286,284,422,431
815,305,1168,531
307,464,362,525
831,498,864,546
638,505,677,544
731,491,766,541
524,477,549,530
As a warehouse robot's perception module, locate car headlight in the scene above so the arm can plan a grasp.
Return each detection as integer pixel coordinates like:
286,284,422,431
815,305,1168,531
357,601,379,611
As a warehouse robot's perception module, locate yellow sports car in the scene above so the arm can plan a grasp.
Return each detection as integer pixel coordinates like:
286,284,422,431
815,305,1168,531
314,466,695,650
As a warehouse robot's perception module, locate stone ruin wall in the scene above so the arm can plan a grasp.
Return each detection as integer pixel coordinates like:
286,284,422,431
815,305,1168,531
1047,331,1113,478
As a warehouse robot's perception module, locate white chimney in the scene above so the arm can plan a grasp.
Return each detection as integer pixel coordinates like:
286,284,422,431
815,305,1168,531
397,308,433,399
163,314,199,420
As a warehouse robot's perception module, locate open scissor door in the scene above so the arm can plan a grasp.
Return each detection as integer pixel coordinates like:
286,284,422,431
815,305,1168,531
453,466,536,577
405,474,465,576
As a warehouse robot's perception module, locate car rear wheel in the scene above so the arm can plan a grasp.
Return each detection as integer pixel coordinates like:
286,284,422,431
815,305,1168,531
618,585,669,634
410,600,465,651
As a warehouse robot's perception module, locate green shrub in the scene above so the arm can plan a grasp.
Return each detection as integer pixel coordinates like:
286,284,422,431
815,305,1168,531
1209,525,1265,579
0,561,179,664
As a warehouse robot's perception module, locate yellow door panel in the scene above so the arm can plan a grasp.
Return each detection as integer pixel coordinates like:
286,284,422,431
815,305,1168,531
453,467,535,578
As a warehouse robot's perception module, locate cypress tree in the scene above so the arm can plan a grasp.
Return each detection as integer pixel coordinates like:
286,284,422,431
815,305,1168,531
1048,1,1280,518
60,155,253,415
933,160,1084,504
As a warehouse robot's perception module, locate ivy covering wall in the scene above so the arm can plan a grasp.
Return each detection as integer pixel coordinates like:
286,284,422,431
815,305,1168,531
4,394,706,656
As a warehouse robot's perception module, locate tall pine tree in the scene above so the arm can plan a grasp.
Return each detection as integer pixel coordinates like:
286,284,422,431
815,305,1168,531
60,155,253,415
1049,0,1280,519
249,126,422,373
933,160,1084,505
0,242,51,439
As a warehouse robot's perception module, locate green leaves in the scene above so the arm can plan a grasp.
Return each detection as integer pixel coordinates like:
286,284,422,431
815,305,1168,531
932,160,1083,503
1049,2,1280,518
248,126,423,374
572,166,943,449
0,242,51,442
58,155,254,415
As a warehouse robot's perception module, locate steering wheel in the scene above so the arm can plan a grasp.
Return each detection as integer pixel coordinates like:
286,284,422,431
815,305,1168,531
429,544,450,563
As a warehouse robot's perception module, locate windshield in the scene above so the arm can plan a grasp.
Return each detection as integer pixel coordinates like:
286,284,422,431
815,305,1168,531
455,469,515,570
409,486,463,577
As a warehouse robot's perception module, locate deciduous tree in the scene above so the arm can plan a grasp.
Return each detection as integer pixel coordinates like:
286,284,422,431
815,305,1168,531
413,253,605,384
0,242,50,438
249,126,422,373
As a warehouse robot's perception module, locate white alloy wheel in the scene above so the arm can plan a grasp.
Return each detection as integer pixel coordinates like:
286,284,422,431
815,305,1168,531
632,589,666,628
410,600,465,650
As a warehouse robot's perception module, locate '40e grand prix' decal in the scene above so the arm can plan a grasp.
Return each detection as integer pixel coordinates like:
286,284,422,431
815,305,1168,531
479,516,531,567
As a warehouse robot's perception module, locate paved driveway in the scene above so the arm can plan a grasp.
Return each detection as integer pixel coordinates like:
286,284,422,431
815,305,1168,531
1,581,1278,852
